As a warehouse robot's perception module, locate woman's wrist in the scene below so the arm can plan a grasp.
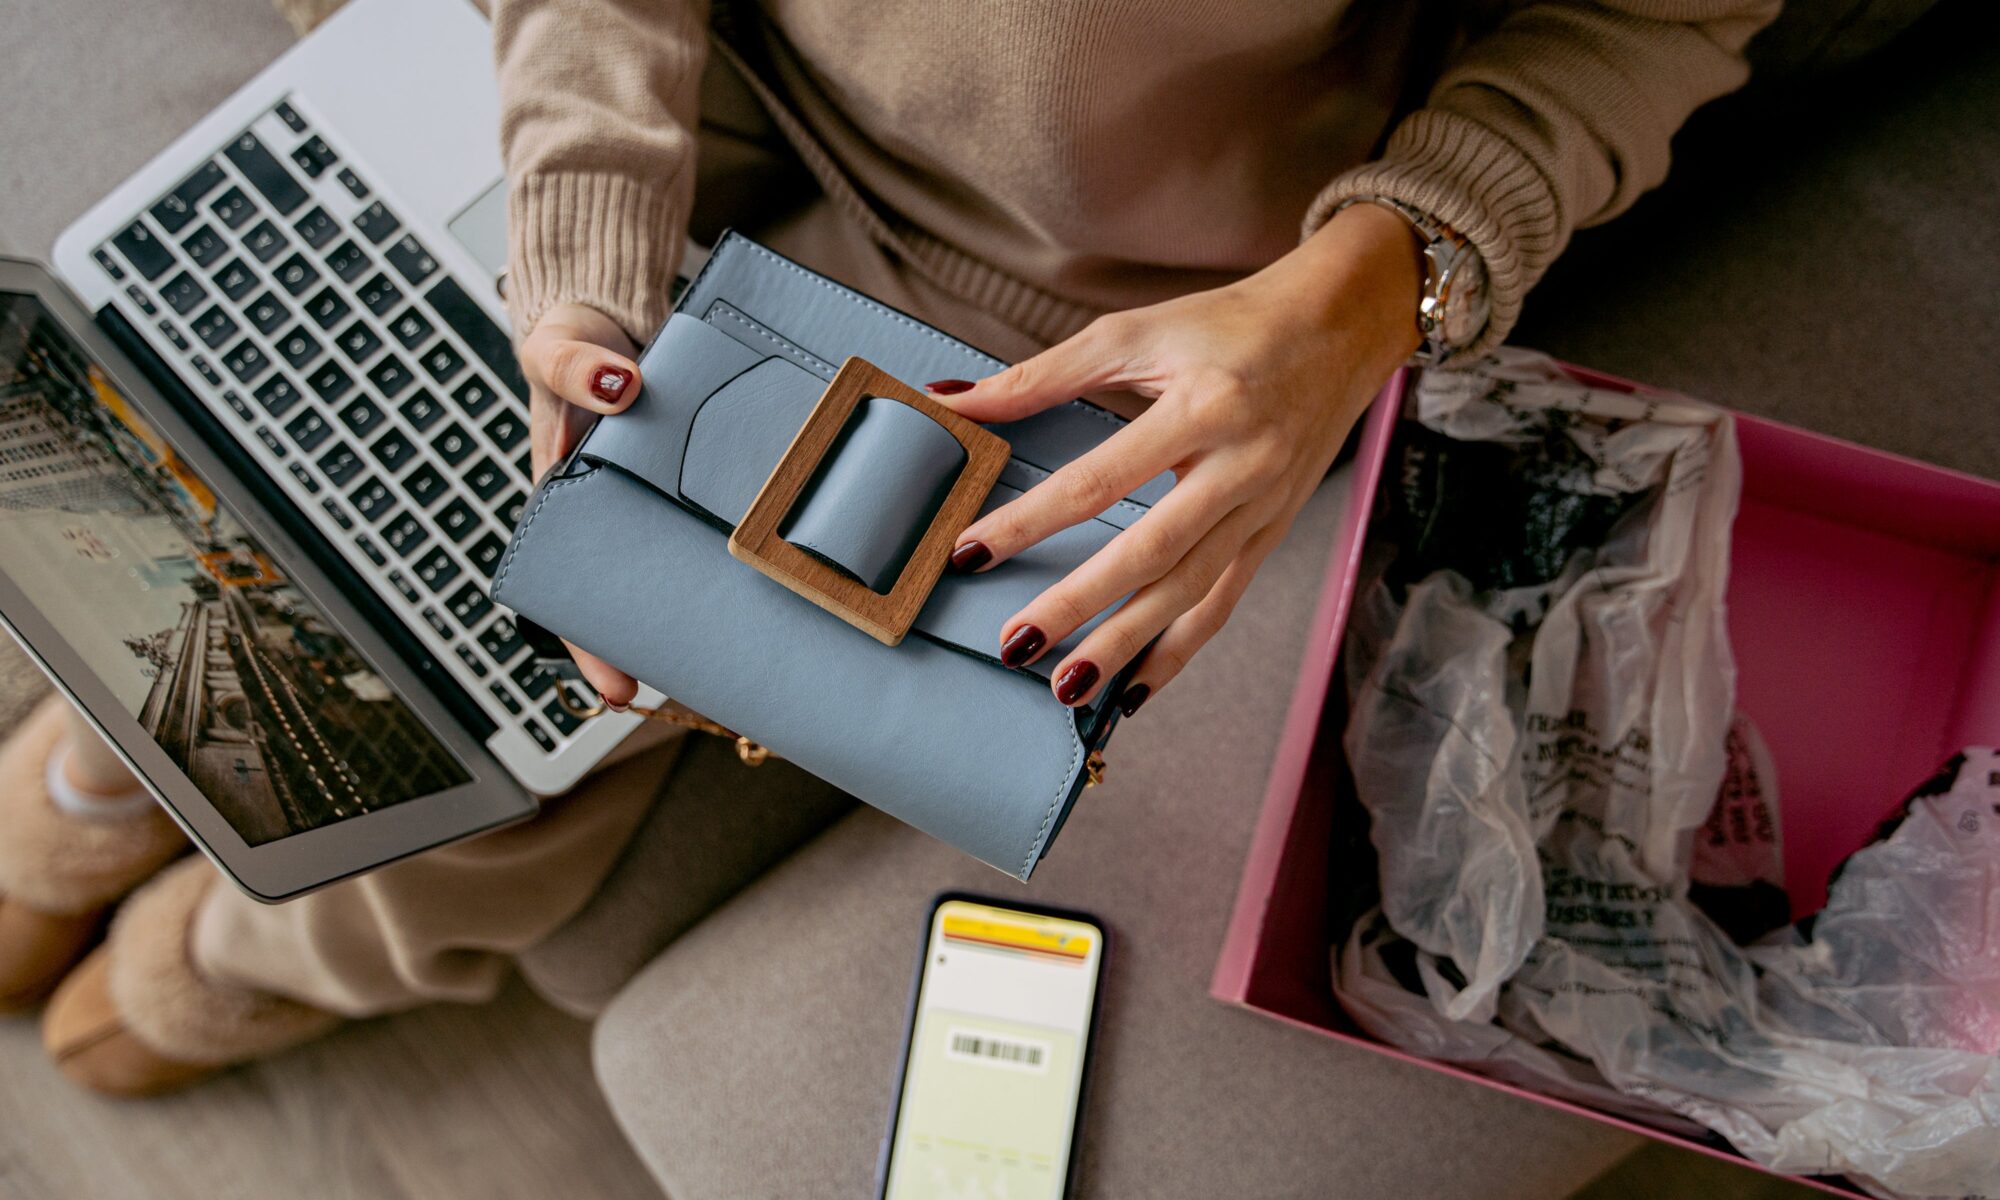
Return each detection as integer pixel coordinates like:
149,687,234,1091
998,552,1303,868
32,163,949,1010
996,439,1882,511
1256,201,1426,375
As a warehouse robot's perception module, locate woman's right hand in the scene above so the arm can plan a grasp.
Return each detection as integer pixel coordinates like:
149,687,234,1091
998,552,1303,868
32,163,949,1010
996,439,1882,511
518,302,644,707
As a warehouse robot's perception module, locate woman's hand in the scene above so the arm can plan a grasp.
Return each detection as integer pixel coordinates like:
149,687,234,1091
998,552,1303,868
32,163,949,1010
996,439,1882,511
520,301,645,707
930,203,1424,713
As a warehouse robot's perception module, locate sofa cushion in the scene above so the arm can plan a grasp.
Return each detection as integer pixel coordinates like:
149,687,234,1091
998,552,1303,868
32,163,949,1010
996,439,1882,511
590,480,1641,1200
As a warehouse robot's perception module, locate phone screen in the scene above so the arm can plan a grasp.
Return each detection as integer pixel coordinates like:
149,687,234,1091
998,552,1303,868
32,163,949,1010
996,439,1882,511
881,897,1105,1200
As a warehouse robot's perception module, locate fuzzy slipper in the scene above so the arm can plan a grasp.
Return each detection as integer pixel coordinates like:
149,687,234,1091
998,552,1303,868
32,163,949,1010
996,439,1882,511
0,696,186,917
44,857,340,1095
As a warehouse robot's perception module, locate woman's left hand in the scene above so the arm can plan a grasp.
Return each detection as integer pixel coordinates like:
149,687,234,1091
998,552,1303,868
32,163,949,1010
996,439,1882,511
929,202,1425,713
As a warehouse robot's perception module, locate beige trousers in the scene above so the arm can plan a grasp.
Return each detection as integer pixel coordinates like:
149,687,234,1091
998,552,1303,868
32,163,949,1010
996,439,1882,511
179,47,1063,1017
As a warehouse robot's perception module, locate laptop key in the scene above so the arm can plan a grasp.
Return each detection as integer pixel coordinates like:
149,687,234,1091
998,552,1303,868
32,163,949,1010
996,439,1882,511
241,219,288,263
336,167,369,200
387,569,420,603
386,235,437,286
274,326,322,370
209,186,254,230
419,341,465,384
435,497,480,543
190,306,239,350
180,226,228,269
382,511,428,556
244,292,290,335
454,644,490,679
316,442,364,489
320,496,353,531
368,355,415,398
389,308,434,350
149,161,225,235
356,273,402,317
212,258,257,301
290,135,338,180
221,339,270,384
480,618,527,664
273,101,308,134
488,682,522,715
399,389,443,432
284,409,332,453
224,131,308,215
93,247,126,281
511,658,556,701
431,423,474,466
483,410,527,452
451,376,498,418
273,252,320,296
524,718,557,751
122,285,158,317
255,425,288,458
303,286,351,330
253,375,302,417
336,396,385,438
420,606,452,638
497,490,527,528
157,320,190,352
305,360,354,403
467,531,510,577
189,355,223,388
404,462,448,508
354,532,387,566
112,220,175,281
413,547,462,593
465,456,506,502
293,206,339,250
352,201,400,245
542,699,581,737
445,582,493,627
369,428,417,473
159,272,207,316
348,476,392,522
325,239,370,283
426,277,528,399
514,451,532,481
335,320,383,365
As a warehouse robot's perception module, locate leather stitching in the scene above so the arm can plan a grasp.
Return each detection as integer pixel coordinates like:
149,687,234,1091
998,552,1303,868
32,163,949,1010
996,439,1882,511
491,470,595,604
707,303,836,379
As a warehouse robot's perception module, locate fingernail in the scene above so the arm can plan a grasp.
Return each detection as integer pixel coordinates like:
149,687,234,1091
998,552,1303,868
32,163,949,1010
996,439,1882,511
925,378,975,395
1054,661,1100,706
949,540,992,573
1000,624,1046,669
1118,683,1150,717
590,366,631,404
600,693,630,714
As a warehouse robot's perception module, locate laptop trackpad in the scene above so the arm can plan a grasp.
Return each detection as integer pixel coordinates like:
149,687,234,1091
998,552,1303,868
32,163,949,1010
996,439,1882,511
447,177,509,284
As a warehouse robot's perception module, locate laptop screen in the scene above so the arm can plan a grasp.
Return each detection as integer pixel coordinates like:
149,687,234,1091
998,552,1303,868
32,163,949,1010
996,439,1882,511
0,288,469,846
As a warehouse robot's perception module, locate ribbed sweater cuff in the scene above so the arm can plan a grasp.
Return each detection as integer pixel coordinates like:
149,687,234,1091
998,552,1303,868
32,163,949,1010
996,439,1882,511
1305,109,1563,358
507,172,685,344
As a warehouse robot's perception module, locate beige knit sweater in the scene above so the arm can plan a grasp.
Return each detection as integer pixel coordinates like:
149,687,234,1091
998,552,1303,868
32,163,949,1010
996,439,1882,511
494,0,1780,355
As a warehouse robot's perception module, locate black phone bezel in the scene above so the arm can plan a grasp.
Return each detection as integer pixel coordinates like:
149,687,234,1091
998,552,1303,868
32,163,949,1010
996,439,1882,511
874,890,1110,1199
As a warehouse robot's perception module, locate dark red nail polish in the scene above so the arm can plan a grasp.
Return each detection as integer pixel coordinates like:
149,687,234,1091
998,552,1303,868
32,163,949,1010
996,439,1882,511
590,365,631,404
1055,661,1100,706
1118,683,1150,717
925,378,975,395
949,540,992,572
1000,624,1046,668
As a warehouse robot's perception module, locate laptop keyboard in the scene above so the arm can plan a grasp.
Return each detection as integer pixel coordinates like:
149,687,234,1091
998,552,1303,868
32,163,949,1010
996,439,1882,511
91,97,587,754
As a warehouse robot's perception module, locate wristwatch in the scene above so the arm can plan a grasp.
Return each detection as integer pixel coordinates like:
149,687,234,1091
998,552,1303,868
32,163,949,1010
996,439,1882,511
1340,195,1491,365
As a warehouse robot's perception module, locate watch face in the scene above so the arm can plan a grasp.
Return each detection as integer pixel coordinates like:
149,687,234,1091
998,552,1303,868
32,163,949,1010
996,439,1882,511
1439,250,1489,350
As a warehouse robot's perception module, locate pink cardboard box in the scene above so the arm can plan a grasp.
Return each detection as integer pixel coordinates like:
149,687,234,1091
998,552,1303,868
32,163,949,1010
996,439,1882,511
1211,364,2000,1195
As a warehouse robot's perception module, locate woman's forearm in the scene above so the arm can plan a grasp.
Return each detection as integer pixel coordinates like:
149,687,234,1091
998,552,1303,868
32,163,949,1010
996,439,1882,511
494,0,711,341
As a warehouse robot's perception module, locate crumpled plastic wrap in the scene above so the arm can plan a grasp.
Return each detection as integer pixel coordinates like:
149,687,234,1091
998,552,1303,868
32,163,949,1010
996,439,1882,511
1331,350,2000,1199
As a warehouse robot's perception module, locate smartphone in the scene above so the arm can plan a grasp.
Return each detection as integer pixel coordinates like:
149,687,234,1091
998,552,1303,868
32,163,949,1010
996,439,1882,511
877,892,1109,1200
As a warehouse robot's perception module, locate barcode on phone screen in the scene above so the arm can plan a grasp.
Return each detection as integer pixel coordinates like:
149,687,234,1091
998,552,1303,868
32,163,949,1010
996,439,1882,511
946,1027,1049,1072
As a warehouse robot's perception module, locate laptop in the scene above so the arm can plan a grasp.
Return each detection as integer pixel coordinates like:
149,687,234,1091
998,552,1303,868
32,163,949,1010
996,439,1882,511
5,0,666,900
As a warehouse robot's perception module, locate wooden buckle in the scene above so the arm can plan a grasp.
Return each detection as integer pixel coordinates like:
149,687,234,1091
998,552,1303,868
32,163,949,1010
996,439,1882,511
727,357,1009,646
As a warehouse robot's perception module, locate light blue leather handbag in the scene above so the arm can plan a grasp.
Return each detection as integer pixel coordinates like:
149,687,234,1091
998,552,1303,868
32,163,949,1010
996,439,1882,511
493,232,1169,880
